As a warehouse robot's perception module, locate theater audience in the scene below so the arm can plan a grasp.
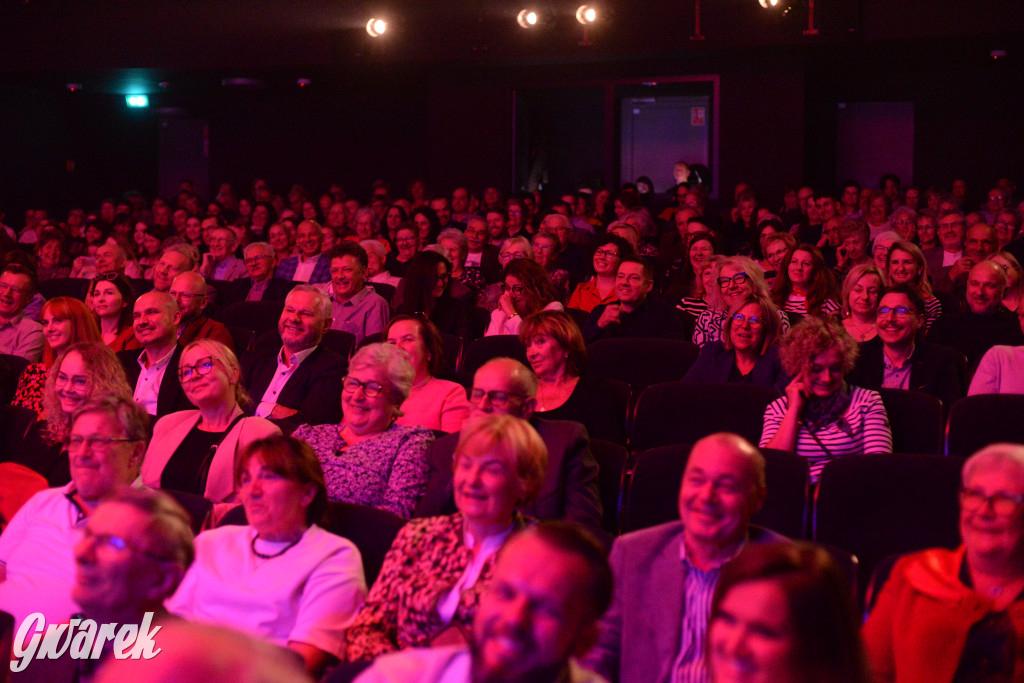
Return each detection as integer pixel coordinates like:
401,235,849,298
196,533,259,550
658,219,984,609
568,234,632,314
991,251,1023,313
293,343,433,518
863,443,1024,682
0,263,43,361
385,223,420,279
362,239,401,289
693,255,786,348
461,216,501,288
761,316,892,482
171,271,234,350
200,225,248,281
88,272,140,352
583,256,684,342
225,241,293,304
118,290,192,418
487,257,563,336
319,241,390,345
151,242,199,293
345,414,544,661
167,435,366,676
35,231,70,281
886,240,943,330
839,263,885,343
277,220,331,284
387,315,471,433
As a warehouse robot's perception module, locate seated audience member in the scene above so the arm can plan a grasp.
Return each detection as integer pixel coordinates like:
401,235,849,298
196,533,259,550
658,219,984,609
118,290,192,418
583,256,684,343
889,205,917,242
929,260,1024,373
35,230,70,281
693,255,788,348
995,210,1022,254
461,216,501,287
142,339,280,501
840,264,886,343
992,251,1023,313
387,315,471,433
0,395,149,636
486,257,563,336
761,316,892,482
200,225,248,281
871,230,901,272
88,272,140,352
833,218,873,281
227,241,294,303
170,271,235,350
479,236,534,312
438,227,483,299
484,208,507,247
394,249,473,340
886,240,943,331
151,242,200,293
969,305,1024,395
12,341,133,486
416,358,601,532
167,435,366,677
542,212,588,282
684,291,789,392
584,433,782,683
293,343,434,518
317,241,390,345
0,263,43,361
848,285,964,409
567,234,633,314
926,210,966,292
862,443,1024,682
532,228,571,301
709,542,870,683
12,297,101,414
361,239,401,289
345,415,545,661
937,221,999,296
243,285,346,425
386,223,421,280
675,250,722,325
352,522,612,683
760,232,796,284
521,310,627,444
772,243,841,318
276,220,331,284
268,221,297,262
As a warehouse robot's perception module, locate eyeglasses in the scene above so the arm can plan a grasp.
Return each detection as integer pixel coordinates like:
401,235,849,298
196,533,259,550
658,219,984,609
500,283,526,296
0,281,26,297
960,487,1024,516
244,255,272,265
178,356,218,382
55,373,90,391
67,434,139,452
718,272,749,288
342,376,385,398
877,305,914,318
80,527,169,562
594,248,620,259
468,388,525,409
731,313,764,327
91,272,119,283
500,252,529,262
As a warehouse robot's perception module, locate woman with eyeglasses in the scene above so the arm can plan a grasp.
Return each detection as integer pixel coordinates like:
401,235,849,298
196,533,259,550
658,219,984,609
886,240,943,331
840,264,887,343
771,244,841,319
693,255,789,348
86,272,139,353
485,258,563,337
568,234,634,314
142,339,280,502
863,443,1024,682
292,343,433,519
386,223,421,279
684,291,789,392
394,250,473,340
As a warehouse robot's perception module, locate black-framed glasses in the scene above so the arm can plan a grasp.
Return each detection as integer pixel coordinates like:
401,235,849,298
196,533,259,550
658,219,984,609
960,487,1024,516
594,248,620,259
178,356,217,382
342,376,385,398
55,372,90,391
500,283,526,296
468,388,525,409
67,434,139,452
877,305,914,318
718,272,748,288
731,313,764,327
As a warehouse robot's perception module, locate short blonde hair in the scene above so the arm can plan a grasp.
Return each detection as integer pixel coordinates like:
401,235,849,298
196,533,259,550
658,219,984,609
181,339,250,408
455,414,548,507
840,264,887,319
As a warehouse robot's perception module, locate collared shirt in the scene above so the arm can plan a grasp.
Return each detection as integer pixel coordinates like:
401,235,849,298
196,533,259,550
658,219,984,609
942,249,963,267
881,345,914,390
213,255,243,280
293,254,320,283
134,346,176,415
435,523,515,625
246,278,270,302
0,311,43,362
255,345,318,417
317,283,390,344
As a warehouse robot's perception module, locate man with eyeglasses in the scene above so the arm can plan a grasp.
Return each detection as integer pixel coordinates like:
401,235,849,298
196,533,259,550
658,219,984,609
937,222,1000,297
0,396,150,639
0,263,43,362
463,216,502,286
316,242,389,345
151,243,199,293
583,257,685,343
119,290,192,418
415,357,602,534
199,225,248,282
170,271,234,351
925,209,967,291
848,285,964,413
224,241,294,304
242,284,345,426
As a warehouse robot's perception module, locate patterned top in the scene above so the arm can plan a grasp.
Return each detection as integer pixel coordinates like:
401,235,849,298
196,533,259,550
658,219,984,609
12,362,47,414
675,296,709,319
345,513,528,661
293,422,433,519
781,294,842,317
693,308,791,348
923,295,942,332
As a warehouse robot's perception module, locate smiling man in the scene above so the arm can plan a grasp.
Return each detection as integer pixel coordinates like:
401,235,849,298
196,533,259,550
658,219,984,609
583,433,781,683
170,271,234,350
0,263,43,361
199,225,248,281
276,220,331,284
316,242,389,344
583,257,685,342
118,290,191,417
151,243,199,293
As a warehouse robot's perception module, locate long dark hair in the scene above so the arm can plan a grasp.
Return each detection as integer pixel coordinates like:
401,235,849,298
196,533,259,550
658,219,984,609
771,243,838,316
395,250,452,319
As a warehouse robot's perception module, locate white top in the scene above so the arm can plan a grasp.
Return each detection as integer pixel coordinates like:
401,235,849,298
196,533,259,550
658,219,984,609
942,250,963,267
485,301,563,337
134,346,176,416
293,255,319,283
255,345,318,417
166,524,367,658
969,345,1024,395
435,525,513,624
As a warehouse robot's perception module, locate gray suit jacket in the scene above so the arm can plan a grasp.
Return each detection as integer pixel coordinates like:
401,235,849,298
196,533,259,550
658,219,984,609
583,521,784,683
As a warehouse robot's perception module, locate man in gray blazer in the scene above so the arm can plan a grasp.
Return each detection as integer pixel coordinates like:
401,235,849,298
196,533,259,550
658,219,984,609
583,432,783,683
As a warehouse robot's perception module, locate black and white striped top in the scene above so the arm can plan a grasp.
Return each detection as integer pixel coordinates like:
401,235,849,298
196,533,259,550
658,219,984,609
782,294,841,317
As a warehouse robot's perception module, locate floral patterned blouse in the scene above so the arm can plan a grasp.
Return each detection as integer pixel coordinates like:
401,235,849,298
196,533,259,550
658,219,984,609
292,422,433,519
12,363,47,414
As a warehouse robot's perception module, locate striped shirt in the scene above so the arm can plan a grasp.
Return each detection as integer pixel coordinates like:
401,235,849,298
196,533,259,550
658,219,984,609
760,386,892,482
782,293,841,317
923,295,942,331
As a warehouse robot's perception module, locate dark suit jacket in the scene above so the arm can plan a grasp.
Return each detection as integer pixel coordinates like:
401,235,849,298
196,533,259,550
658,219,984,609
241,344,345,426
847,337,965,412
413,416,603,534
117,345,192,419
222,277,295,306
472,245,503,284
583,298,686,343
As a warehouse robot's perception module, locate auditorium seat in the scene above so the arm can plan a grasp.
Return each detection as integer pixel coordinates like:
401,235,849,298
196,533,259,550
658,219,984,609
586,337,699,397
875,388,944,455
947,394,1024,457
215,300,285,336
458,335,527,377
589,438,629,535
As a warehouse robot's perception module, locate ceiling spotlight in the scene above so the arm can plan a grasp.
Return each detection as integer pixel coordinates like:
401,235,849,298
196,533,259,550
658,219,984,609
757,0,780,6
517,9,539,28
366,17,387,37
576,5,597,24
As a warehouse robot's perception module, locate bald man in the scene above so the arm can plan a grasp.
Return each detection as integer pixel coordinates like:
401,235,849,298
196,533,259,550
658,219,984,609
170,271,234,351
118,291,192,417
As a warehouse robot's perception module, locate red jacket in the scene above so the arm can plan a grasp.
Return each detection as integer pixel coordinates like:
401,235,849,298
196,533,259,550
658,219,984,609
178,314,235,353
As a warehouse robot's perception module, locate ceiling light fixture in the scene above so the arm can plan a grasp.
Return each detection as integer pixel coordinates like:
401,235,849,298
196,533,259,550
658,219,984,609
575,5,597,24
366,18,387,37
517,9,539,28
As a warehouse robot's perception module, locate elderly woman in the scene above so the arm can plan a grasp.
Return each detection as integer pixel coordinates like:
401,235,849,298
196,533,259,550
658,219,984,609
344,414,545,661
35,231,70,281
387,315,471,433
293,343,434,519
486,258,564,337
760,317,892,482
12,297,101,414
710,542,870,683
684,292,789,392
772,244,841,318
693,255,789,348
166,435,367,676
568,234,633,314
531,230,570,300
520,310,626,444
863,444,1024,682
992,251,1024,313
87,272,139,352
143,340,280,501
840,264,886,343
479,237,536,312
438,227,483,297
